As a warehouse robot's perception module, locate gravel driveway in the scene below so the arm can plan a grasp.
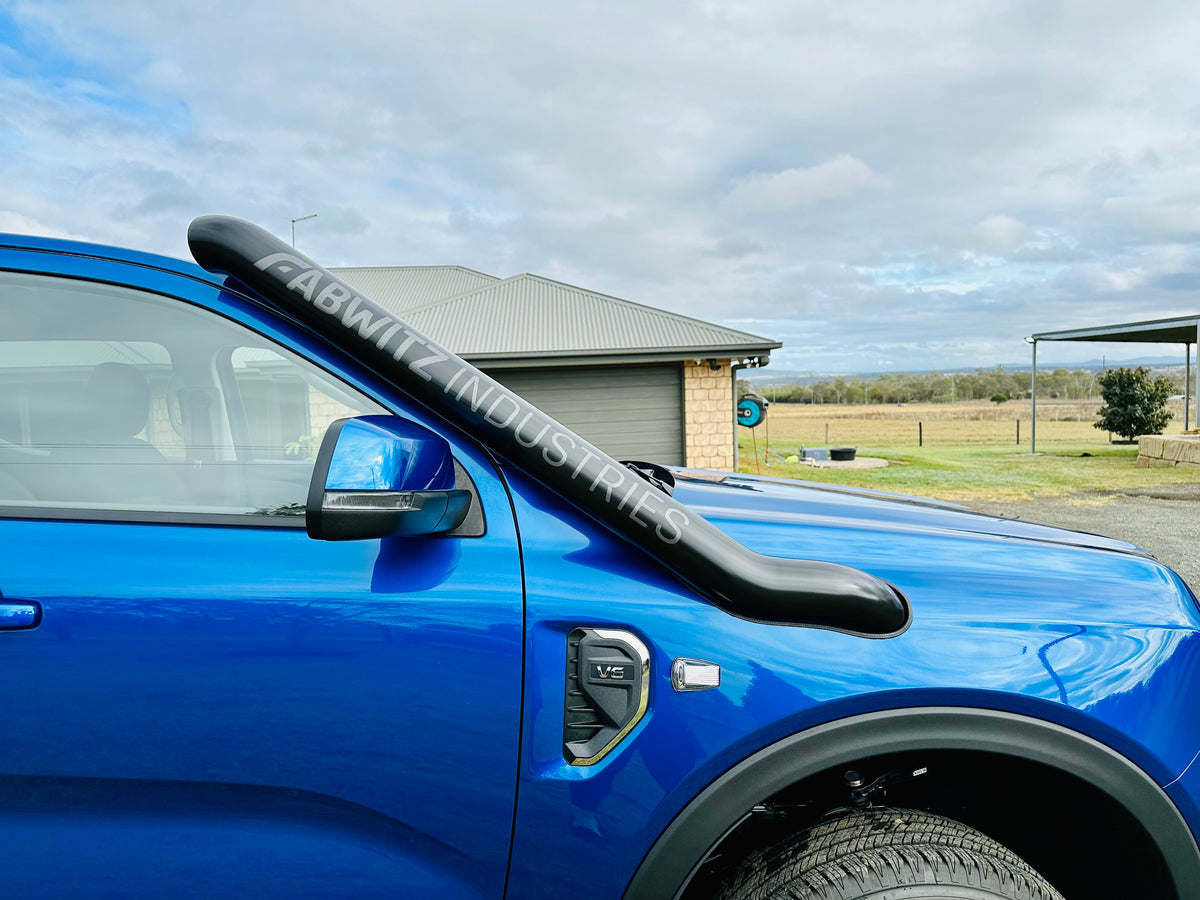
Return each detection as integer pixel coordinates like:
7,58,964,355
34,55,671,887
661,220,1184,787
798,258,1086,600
969,483,1200,594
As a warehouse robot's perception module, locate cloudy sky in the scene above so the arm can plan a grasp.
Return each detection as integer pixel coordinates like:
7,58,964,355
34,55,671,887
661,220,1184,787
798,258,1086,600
3,0,1200,373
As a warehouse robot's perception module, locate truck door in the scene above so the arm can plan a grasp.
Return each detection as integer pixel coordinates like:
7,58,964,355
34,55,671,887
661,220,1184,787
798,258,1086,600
0,263,523,898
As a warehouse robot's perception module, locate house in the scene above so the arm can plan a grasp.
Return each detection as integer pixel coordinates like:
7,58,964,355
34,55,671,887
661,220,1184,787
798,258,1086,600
332,266,779,470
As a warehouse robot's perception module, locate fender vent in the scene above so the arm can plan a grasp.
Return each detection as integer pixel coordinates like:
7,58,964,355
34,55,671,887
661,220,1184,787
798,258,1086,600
563,627,649,765
564,631,605,748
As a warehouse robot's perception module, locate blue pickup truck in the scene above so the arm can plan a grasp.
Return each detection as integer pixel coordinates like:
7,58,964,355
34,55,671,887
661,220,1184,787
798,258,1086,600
2,217,1199,899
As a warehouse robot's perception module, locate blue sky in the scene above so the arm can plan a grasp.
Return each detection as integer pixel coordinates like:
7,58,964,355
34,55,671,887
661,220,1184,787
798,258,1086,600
3,0,1200,374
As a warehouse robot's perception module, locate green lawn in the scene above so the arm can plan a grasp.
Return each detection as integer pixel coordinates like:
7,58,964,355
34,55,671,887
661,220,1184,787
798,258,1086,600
735,402,1199,502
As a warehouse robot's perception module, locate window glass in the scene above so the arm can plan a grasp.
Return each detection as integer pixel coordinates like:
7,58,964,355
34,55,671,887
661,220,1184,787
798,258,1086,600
228,347,367,462
0,272,385,517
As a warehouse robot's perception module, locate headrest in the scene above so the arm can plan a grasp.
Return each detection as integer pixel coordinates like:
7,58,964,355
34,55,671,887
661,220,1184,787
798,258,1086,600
86,363,151,442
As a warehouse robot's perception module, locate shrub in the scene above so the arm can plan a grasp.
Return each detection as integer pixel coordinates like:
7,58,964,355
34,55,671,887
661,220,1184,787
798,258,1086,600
1094,366,1173,441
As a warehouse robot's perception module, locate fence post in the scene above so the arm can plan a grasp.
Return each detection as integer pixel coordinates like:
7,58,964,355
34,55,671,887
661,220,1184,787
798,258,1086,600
1016,419,1020,445
918,422,923,447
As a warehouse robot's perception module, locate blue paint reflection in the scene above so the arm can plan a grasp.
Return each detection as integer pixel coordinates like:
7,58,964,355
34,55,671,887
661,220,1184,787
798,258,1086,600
0,510,522,899
503,468,1200,899
325,416,455,492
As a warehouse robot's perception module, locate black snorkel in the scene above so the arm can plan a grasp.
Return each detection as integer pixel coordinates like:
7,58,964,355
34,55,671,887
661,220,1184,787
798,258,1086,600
189,216,911,638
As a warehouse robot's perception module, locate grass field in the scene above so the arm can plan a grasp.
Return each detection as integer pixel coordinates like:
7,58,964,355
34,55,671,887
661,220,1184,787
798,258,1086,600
735,399,1200,502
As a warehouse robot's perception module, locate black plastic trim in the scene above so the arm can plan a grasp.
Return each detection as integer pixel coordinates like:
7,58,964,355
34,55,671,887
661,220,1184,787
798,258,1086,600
0,507,305,528
303,417,482,540
622,707,1200,900
449,458,486,537
305,416,348,525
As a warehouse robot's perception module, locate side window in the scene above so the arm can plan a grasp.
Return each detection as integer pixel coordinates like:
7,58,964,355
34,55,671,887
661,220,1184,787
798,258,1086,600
0,271,385,518
226,347,365,463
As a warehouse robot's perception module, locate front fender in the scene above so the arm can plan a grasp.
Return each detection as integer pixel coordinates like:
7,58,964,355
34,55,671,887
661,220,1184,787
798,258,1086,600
622,707,1200,899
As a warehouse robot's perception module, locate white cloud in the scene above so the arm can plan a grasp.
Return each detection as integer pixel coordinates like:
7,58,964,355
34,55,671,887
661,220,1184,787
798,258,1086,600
723,155,884,216
1099,266,1149,292
4,0,1200,371
1104,194,1200,237
968,215,1029,255
0,208,85,239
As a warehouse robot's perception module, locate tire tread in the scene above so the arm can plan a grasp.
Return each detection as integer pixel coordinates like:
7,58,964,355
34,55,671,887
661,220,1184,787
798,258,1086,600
716,808,1065,900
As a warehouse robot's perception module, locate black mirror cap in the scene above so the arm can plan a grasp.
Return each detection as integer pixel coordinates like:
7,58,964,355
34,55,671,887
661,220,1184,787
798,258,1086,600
305,416,469,541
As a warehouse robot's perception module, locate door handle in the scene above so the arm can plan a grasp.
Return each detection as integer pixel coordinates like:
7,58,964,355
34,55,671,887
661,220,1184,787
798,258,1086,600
0,600,42,630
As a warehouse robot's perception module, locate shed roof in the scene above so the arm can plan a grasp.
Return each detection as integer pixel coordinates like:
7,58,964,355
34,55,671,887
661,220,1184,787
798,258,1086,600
332,265,779,367
1033,315,1200,344
1027,313,1200,442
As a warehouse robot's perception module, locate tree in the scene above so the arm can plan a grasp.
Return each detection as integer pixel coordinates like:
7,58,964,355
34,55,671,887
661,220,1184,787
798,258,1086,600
990,393,1009,405
1094,366,1173,441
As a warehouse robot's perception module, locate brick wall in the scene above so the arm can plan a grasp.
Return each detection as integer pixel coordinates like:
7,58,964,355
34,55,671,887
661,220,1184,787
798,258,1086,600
308,385,363,443
683,361,734,470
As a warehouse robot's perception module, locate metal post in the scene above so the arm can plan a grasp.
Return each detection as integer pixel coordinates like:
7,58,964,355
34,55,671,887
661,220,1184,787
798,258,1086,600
1026,337,1037,454
290,213,317,248
1186,344,1192,432
731,363,741,469
1194,325,1200,431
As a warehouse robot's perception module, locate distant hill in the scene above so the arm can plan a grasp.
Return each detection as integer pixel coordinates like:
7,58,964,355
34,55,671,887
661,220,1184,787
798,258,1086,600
744,356,1191,385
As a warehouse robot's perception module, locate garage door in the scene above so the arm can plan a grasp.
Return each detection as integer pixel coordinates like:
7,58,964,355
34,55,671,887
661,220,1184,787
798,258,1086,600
488,364,684,466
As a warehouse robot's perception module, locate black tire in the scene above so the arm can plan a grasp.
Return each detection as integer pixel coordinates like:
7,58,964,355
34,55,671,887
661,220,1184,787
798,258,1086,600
715,808,1065,899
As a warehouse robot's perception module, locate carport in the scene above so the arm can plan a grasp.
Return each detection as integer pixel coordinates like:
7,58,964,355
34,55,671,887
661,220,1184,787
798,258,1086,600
1025,315,1200,453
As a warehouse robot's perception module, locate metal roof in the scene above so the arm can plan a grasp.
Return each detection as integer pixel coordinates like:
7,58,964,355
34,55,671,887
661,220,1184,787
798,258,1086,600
1033,315,1200,344
331,267,780,366
330,265,499,313
1026,314,1200,449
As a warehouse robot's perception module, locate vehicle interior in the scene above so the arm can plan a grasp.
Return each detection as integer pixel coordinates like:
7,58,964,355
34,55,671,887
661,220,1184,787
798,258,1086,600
0,271,381,517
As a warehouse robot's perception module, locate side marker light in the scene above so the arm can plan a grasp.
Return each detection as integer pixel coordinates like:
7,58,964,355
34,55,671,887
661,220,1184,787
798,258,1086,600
671,658,720,692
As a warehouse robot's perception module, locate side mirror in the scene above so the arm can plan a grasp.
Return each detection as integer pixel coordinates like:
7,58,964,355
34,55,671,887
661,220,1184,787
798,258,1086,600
306,416,472,541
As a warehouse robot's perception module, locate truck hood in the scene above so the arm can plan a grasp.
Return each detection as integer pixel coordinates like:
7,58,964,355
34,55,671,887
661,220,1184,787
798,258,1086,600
670,470,1150,559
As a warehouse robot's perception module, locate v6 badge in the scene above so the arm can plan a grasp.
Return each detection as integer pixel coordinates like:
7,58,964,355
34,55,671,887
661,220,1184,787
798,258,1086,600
563,628,649,765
